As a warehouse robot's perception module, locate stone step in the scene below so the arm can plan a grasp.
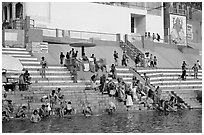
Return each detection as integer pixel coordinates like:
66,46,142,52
144,72,202,77
162,88,202,92
2,50,29,54
23,65,67,69
150,76,202,81
137,69,202,73
14,57,38,61
115,67,129,71
28,70,70,74
10,75,72,78
160,84,202,88
117,73,134,76
21,61,40,65
31,85,90,89
5,54,32,57
173,90,201,93
2,47,27,51
151,80,202,85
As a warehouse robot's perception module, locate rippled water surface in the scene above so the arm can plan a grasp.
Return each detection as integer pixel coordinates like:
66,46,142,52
2,109,202,133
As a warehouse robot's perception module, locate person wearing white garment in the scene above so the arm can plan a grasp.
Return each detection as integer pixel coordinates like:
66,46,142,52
126,91,133,111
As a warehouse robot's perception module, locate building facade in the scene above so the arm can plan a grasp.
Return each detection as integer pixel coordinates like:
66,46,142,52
2,2,202,44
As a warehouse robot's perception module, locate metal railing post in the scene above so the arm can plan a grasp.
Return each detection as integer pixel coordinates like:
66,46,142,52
56,28,59,37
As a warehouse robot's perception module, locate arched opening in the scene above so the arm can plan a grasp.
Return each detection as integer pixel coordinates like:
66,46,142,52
8,3,12,20
4,6,7,21
16,2,23,19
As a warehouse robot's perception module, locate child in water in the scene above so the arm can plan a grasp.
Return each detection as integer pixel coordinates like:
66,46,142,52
30,110,41,123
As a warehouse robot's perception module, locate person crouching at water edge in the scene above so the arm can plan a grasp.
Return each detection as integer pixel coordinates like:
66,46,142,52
82,105,93,117
64,101,76,116
30,110,41,123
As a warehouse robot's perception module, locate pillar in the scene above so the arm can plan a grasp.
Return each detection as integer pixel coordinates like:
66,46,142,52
2,7,5,21
141,35,144,48
2,27,5,47
124,34,128,43
12,2,16,21
62,30,65,37
56,28,59,37
24,16,30,48
7,5,10,22
116,33,121,42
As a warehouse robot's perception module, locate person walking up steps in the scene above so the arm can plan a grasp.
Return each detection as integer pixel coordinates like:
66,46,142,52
60,52,65,66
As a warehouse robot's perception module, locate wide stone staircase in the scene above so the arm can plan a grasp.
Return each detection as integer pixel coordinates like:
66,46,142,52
2,47,130,114
136,68,202,109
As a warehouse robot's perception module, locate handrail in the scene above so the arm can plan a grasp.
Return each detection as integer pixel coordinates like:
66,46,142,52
119,41,145,67
127,41,145,57
35,27,117,36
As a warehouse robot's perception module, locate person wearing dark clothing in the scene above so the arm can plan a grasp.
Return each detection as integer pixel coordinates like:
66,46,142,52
23,70,31,84
122,52,128,66
181,61,187,80
90,54,97,64
71,48,75,58
148,32,151,38
113,51,119,66
60,52,65,65
156,33,160,42
153,56,157,68
39,104,49,118
100,74,106,93
16,106,27,118
74,51,78,58
135,53,140,67
149,54,154,68
110,64,116,79
66,52,70,60
82,53,88,61
65,52,70,66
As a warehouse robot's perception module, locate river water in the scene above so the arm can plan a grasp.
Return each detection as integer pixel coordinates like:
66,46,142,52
2,109,202,133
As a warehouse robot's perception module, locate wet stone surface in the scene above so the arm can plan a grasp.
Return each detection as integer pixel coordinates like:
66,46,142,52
2,109,202,133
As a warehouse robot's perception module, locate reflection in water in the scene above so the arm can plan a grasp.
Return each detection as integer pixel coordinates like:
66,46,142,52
2,109,202,133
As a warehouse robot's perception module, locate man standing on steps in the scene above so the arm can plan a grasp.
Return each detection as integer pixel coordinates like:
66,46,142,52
72,65,78,83
192,64,198,79
122,51,127,67
59,52,65,66
113,51,119,66
40,57,47,78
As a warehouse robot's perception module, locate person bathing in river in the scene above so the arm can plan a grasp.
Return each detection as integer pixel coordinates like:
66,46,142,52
65,101,75,115
2,111,10,122
82,105,93,117
16,106,27,118
30,110,41,123
107,101,116,114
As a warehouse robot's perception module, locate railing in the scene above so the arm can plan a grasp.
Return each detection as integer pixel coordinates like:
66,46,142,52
169,7,186,15
35,27,117,41
119,40,145,67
